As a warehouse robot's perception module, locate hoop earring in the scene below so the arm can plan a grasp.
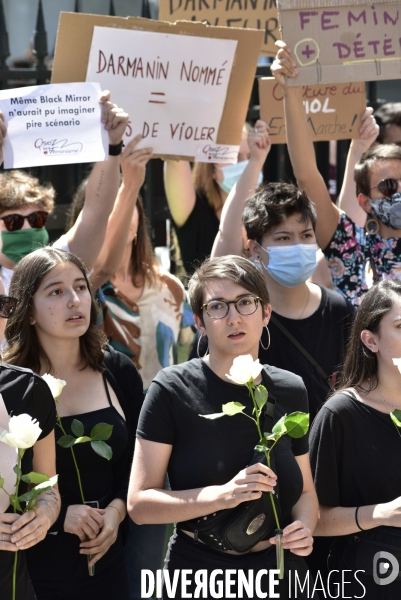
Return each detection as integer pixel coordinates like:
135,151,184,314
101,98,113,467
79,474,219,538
260,326,270,351
365,216,379,235
197,334,209,359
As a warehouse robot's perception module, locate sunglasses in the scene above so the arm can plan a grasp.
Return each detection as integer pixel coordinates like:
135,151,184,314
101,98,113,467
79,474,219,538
370,178,401,198
0,296,18,318
0,211,49,232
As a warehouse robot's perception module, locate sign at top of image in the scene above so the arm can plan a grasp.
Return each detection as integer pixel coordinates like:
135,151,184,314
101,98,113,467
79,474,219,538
159,0,279,56
278,0,401,85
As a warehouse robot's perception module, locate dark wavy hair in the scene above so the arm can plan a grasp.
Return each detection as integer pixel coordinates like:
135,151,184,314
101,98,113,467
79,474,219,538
337,280,401,394
4,247,107,374
243,182,316,243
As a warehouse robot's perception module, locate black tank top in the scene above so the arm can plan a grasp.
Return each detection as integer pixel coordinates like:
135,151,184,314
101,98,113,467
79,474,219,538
56,374,129,506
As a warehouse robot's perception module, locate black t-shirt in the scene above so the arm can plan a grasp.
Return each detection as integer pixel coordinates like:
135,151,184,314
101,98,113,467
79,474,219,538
174,193,219,275
310,391,401,508
0,364,56,600
260,286,354,420
137,359,309,528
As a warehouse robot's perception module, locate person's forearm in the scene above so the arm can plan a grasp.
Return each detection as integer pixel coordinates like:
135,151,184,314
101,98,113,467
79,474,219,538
35,488,61,527
67,156,121,268
128,485,226,525
106,498,127,523
338,140,368,227
283,87,321,188
291,489,319,534
90,182,137,289
314,503,384,536
211,158,263,258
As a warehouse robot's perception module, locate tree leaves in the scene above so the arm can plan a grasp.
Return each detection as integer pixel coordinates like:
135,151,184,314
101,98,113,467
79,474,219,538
57,435,76,448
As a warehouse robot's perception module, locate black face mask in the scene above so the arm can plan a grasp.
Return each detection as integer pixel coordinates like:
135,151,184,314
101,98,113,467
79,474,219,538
370,192,401,230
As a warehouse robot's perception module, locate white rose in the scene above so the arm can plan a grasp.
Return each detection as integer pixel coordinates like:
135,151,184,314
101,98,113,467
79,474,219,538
0,414,42,449
226,355,263,385
42,374,66,399
393,358,401,374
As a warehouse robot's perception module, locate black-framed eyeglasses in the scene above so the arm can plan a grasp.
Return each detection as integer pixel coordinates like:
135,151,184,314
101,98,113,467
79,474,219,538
0,296,18,318
370,178,401,198
201,296,262,320
0,211,49,232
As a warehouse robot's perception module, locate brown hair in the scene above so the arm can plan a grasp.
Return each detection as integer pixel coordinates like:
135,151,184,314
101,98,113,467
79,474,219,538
193,162,225,214
4,248,107,374
66,177,88,231
337,280,401,394
243,182,316,243
374,103,401,144
354,144,401,196
188,255,270,324
0,170,55,215
129,196,158,287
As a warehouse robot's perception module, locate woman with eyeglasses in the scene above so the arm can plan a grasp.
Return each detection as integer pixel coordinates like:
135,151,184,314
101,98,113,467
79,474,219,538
271,41,401,306
128,255,318,599
3,247,143,600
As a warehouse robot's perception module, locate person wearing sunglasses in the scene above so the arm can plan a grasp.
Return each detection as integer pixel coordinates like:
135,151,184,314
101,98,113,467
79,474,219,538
0,91,129,294
128,255,318,599
271,41,401,306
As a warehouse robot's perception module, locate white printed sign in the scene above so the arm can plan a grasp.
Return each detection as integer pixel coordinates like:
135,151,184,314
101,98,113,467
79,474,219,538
86,27,238,158
195,143,240,164
0,82,108,169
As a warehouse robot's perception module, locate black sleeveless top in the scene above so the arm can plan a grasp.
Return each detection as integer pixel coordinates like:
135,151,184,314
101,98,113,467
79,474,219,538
56,374,129,508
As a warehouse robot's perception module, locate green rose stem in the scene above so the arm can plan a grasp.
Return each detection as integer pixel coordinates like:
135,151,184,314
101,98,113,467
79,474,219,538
245,382,283,578
56,415,85,505
11,449,24,600
55,415,95,576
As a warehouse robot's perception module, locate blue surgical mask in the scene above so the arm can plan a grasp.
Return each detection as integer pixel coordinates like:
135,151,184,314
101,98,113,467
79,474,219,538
217,160,263,195
257,243,318,288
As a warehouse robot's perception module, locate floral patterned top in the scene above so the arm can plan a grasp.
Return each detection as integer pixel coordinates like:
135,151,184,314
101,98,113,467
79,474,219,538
323,211,401,306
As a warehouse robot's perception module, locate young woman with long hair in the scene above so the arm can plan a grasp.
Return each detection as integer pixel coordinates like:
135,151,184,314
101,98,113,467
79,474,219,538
310,279,401,598
3,247,143,600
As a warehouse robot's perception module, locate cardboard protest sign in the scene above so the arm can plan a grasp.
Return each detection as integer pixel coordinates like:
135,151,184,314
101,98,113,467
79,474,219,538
278,0,401,85
86,27,237,158
0,82,107,169
259,78,366,143
159,0,279,56
52,12,263,161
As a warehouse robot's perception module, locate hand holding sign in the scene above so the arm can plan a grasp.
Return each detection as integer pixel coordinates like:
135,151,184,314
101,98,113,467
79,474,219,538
99,90,129,145
120,135,153,190
271,41,299,86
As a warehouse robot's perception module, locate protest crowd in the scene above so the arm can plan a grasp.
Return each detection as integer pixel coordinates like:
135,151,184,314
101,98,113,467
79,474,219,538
0,6,401,600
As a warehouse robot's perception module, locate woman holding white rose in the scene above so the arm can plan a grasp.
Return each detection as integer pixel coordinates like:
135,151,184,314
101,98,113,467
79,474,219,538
3,247,143,600
0,363,60,600
128,255,318,599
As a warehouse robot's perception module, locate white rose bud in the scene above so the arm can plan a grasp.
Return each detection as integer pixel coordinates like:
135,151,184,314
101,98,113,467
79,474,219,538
42,373,67,399
0,414,42,449
226,354,263,385
393,358,401,374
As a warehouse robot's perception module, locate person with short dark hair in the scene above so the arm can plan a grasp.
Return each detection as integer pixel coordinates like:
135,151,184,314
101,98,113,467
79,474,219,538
128,255,318,600
272,42,401,306
212,181,354,421
310,279,401,598
374,102,401,146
